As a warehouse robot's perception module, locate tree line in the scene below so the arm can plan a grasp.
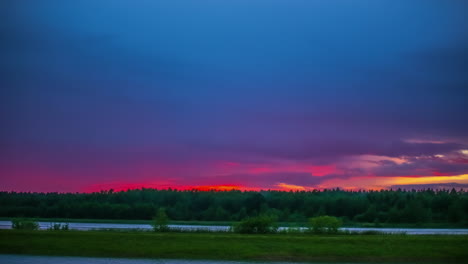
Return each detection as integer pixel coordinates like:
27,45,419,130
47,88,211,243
0,188,467,225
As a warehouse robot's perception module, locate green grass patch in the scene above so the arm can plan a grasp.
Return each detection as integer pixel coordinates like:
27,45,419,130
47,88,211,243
0,230,467,263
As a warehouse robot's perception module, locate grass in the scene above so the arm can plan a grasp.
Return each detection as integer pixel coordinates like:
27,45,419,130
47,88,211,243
1,230,467,263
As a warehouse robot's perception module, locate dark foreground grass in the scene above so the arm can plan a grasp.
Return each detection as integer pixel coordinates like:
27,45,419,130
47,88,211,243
0,230,467,263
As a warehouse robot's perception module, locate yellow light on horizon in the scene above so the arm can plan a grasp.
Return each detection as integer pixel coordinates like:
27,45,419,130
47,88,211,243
318,174,468,190
391,174,468,185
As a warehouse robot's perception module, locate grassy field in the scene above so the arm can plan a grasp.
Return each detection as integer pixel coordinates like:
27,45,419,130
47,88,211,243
1,230,467,263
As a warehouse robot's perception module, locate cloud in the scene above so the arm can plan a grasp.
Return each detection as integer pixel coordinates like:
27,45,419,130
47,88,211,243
204,136,466,164
199,172,330,189
370,151,468,177
390,182,468,191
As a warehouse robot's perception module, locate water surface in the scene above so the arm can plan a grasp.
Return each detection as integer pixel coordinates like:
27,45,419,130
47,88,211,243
1,221,467,235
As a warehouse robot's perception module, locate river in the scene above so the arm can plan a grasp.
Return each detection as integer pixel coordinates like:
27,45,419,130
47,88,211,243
0,220,467,234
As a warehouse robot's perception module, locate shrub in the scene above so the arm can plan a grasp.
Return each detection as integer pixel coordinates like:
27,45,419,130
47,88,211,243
308,215,342,234
11,219,39,230
233,215,278,234
152,208,170,232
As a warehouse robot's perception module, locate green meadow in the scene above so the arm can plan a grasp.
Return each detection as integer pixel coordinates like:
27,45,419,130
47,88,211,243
1,230,467,263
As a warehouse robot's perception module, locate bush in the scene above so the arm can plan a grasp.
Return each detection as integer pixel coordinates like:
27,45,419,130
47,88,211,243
152,208,170,232
308,215,342,234
233,215,278,234
11,219,39,230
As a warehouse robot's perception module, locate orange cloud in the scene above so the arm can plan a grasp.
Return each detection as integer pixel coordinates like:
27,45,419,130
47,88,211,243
276,182,308,191
192,185,243,191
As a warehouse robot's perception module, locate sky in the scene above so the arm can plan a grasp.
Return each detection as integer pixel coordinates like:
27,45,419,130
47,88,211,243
1,0,468,192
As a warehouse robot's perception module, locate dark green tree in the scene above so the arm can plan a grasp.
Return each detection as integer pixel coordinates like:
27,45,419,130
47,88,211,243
152,208,170,232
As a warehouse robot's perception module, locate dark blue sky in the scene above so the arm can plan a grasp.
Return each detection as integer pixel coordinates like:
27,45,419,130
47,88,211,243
1,1,468,192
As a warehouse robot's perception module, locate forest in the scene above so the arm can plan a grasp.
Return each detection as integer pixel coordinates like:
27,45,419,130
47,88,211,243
0,188,467,225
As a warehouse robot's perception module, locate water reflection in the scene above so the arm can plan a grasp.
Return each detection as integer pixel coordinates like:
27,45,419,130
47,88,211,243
1,221,467,234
